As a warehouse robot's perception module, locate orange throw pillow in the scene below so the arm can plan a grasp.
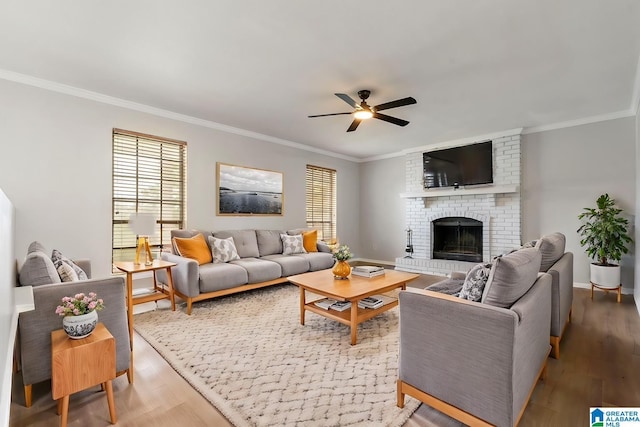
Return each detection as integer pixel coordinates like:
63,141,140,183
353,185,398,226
173,233,212,265
302,230,318,253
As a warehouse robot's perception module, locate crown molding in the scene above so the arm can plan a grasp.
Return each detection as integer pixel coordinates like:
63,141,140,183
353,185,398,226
0,69,360,163
521,110,633,135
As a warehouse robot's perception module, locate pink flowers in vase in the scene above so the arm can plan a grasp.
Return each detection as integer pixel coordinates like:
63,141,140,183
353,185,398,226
55,292,105,316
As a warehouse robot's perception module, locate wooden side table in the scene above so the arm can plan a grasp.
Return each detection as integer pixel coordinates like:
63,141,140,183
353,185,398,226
113,259,177,382
590,281,622,303
51,323,117,426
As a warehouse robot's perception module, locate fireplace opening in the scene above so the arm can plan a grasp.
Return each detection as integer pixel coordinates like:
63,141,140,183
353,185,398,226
432,217,482,262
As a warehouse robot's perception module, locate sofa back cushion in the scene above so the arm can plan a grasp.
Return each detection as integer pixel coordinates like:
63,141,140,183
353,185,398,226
481,248,542,308
170,229,212,254
19,241,61,286
173,233,213,265
256,230,284,256
214,230,260,258
535,232,566,272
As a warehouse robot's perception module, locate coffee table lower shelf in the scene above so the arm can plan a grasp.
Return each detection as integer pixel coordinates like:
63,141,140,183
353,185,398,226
304,299,398,326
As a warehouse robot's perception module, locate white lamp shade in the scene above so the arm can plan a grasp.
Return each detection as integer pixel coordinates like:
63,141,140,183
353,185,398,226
129,213,156,236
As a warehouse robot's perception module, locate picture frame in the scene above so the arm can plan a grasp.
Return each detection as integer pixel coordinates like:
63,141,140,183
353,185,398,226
216,162,284,216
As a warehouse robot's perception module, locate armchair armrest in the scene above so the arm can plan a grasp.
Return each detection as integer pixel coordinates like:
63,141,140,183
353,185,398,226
158,252,200,297
547,252,573,336
317,241,332,253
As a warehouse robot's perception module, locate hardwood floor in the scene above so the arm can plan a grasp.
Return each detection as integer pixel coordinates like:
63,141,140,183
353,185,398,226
10,287,640,427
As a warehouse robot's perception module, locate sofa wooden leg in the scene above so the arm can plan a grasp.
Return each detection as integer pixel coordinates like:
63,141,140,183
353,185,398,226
540,361,548,381
24,384,32,407
187,299,193,315
550,336,560,359
569,308,572,323
397,379,405,408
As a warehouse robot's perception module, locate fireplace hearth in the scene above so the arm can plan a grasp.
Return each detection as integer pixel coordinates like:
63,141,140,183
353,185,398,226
432,217,483,262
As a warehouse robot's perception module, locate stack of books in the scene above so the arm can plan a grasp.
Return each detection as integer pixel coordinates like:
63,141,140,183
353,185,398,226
358,296,384,309
351,265,385,278
314,298,352,312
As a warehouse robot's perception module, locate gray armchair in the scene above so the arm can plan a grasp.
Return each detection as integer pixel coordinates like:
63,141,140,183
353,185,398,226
397,272,552,427
17,260,131,407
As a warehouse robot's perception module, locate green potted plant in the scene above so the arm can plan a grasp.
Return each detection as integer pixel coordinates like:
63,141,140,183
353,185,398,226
577,193,633,288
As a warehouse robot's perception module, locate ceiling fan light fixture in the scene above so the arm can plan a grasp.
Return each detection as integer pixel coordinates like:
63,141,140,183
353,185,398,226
353,110,373,120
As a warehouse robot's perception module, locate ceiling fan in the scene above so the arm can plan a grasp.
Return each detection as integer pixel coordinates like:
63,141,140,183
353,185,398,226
308,90,417,132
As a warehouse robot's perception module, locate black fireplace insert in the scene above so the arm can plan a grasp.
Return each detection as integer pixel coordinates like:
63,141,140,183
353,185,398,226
432,217,482,262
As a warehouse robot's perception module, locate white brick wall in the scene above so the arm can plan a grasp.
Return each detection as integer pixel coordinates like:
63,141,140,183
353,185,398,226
397,134,522,275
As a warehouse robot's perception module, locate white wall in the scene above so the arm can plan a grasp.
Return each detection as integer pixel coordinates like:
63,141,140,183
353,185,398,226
521,118,636,288
0,188,15,427
635,103,640,308
0,79,361,277
359,156,406,262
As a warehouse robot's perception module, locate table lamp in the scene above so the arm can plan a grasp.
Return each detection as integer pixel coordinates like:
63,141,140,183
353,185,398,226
129,213,156,265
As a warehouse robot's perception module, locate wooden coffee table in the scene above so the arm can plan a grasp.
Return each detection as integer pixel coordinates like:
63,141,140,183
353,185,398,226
288,269,419,345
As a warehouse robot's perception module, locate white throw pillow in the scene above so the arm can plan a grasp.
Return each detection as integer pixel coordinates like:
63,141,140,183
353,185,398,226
208,236,241,263
280,234,307,255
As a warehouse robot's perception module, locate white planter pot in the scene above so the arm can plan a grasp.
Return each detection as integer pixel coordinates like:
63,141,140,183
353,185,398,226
62,310,98,339
590,263,621,289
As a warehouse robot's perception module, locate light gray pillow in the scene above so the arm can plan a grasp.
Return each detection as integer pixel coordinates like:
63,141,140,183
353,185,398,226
19,241,61,286
51,249,88,281
481,248,542,308
280,234,306,255
535,232,566,272
208,236,241,263
459,262,492,302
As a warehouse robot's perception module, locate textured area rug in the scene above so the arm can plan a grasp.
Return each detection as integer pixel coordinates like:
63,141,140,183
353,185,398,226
133,284,420,427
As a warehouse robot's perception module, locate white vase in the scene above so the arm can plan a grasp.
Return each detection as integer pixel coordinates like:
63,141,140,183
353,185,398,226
590,263,621,289
62,310,98,339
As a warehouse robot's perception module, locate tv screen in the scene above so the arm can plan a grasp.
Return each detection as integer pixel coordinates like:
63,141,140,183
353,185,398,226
423,141,493,189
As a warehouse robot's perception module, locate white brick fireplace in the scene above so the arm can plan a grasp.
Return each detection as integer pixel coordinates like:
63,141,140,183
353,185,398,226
396,131,522,276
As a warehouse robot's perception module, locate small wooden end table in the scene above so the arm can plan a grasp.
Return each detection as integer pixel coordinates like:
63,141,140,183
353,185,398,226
113,259,177,382
51,323,117,427
590,281,621,303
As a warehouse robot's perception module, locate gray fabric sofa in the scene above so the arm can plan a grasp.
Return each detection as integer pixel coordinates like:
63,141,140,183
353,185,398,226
17,260,131,407
397,248,551,427
157,229,335,314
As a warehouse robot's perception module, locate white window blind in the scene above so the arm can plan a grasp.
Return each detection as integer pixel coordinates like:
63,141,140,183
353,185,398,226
112,129,187,263
305,165,336,243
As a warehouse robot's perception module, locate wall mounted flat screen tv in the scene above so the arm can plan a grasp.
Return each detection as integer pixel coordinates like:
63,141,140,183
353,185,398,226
423,141,493,189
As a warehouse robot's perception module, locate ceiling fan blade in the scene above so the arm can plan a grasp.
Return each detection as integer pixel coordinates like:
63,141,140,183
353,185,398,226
373,97,417,112
346,119,362,132
308,112,352,118
373,112,409,127
335,93,359,109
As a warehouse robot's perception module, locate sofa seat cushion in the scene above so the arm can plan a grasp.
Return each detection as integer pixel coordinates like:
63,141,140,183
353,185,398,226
293,252,335,271
256,230,284,256
260,254,310,276
198,262,248,293
229,258,282,283
481,248,542,308
535,232,566,272
214,230,260,258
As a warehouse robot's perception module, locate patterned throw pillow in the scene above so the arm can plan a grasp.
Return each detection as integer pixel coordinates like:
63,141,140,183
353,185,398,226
459,262,492,302
51,249,88,282
208,236,241,263
280,234,307,255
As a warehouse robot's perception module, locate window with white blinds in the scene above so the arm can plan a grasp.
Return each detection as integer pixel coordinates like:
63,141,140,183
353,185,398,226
112,129,187,263
305,165,337,243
